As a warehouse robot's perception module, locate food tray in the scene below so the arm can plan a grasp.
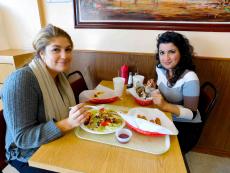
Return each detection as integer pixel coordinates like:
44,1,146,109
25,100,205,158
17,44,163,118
74,104,170,155
75,127,170,155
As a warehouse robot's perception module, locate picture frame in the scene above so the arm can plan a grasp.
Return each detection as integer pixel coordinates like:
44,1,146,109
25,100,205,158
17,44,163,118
73,0,230,32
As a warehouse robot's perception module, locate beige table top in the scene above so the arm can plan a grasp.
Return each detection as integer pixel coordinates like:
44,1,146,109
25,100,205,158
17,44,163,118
29,81,187,173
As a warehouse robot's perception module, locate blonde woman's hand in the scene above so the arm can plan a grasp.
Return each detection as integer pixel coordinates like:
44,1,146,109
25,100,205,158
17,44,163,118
67,103,88,128
56,103,89,132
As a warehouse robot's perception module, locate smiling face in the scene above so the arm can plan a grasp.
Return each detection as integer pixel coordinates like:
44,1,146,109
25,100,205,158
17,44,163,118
39,36,73,78
158,43,181,71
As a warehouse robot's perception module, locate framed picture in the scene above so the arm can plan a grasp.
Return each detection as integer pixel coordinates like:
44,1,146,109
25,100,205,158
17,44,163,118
73,0,230,32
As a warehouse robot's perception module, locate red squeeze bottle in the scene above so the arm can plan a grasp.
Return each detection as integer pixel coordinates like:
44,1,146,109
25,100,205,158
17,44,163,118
120,65,128,84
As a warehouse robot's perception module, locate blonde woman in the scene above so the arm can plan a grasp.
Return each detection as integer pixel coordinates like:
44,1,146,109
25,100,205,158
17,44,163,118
1,24,87,172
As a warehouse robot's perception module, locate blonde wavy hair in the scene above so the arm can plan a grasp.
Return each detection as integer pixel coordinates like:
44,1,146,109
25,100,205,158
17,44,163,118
33,24,73,56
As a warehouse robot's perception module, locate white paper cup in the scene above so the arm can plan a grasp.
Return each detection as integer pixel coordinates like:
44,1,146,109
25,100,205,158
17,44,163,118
133,75,145,88
113,77,125,97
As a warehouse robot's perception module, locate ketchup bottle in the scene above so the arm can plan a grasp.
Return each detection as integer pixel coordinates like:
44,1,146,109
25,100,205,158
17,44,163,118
120,64,128,84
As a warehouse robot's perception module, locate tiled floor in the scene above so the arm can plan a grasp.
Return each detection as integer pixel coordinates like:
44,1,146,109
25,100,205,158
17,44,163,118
3,152,230,173
185,152,230,173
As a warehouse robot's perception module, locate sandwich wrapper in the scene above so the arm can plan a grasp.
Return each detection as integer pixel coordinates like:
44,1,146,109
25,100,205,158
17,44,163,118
79,85,117,103
127,87,154,101
135,118,172,134
119,107,179,135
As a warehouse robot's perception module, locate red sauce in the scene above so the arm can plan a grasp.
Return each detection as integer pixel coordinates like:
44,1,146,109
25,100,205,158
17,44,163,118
118,133,129,139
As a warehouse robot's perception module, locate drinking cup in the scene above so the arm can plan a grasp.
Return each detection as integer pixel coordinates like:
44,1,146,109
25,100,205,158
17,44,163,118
113,77,125,97
133,75,145,88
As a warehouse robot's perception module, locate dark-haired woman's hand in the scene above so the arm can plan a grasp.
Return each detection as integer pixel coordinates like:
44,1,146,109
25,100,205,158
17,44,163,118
146,79,156,88
152,89,168,110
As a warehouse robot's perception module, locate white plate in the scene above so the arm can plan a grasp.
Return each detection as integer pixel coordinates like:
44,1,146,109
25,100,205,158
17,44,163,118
80,109,125,134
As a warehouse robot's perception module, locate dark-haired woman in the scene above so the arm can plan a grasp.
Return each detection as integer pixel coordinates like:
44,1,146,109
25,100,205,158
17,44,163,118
149,31,202,153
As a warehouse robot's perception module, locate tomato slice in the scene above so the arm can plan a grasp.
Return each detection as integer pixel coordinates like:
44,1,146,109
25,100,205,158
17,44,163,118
99,108,105,112
100,120,110,126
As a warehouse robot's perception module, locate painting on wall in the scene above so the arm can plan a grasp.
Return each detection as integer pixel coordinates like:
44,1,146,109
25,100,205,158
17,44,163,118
73,0,230,31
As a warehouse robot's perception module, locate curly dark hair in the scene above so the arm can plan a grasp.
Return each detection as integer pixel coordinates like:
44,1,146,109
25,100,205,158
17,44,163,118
155,31,196,87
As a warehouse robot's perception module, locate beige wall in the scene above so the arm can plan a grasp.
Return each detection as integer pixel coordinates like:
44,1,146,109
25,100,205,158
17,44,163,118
0,0,41,50
0,0,229,58
0,9,9,50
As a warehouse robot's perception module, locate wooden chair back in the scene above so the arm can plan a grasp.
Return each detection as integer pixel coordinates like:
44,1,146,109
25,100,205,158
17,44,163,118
198,81,218,123
67,71,88,103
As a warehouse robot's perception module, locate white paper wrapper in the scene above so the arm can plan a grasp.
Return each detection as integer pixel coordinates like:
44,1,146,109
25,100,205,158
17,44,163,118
79,85,116,103
119,107,178,135
127,87,153,101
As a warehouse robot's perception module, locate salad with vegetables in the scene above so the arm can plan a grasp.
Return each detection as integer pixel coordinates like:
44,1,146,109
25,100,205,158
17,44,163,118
83,108,124,133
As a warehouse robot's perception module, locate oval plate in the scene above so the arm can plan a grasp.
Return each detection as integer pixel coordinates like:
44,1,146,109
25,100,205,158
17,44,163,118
80,109,125,134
